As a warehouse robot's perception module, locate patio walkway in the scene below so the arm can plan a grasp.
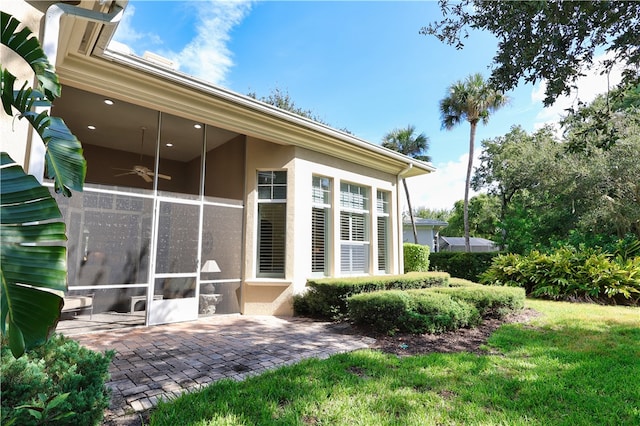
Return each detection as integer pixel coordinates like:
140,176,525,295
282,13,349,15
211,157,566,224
72,315,375,425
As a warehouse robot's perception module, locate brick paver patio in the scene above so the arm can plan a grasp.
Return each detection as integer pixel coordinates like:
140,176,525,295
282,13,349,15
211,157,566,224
73,315,374,424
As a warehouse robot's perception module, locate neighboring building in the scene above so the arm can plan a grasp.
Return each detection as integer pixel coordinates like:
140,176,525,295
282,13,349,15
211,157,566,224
438,236,499,253
402,218,448,252
3,1,434,327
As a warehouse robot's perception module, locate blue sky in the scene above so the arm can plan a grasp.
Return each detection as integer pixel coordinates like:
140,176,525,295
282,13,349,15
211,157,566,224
110,0,620,210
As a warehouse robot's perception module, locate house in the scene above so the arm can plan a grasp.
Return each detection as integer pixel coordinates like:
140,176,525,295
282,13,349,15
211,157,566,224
438,236,499,253
3,1,434,327
402,218,448,252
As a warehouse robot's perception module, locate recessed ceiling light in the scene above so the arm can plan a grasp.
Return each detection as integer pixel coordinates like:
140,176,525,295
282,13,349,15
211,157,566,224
104,99,114,105
165,143,173,147
194,124,202,129
87,125,96,130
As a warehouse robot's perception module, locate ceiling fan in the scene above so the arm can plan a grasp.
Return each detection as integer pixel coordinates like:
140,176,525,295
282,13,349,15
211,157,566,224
114,127,172,183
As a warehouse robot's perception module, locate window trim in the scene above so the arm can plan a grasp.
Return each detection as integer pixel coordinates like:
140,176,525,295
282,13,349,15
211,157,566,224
311,176,332,277
256,171,287,278
339,182,370,275
376,190,391,273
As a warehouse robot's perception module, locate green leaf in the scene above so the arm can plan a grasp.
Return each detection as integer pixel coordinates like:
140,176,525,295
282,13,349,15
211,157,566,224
1,154,65,358
1,11,60,100
46,392,71,410
43,116,86,195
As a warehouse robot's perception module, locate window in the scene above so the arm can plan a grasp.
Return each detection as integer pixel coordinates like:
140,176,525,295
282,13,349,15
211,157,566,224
312,176,331,275
257,171,286,277
377,191,390,273
340,183,369,274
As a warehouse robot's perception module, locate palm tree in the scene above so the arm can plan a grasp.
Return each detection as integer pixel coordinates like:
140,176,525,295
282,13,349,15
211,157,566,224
440,73,508,252
382,125,431,244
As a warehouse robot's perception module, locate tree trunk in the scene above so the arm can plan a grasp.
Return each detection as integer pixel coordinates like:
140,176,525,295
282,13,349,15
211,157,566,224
464,122,477,252
403,178,419,244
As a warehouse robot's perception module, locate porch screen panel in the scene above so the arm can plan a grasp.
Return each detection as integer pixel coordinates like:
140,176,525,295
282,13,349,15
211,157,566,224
339,182,370,274
311,176,331,275
257,171,287,278
155,202,199,274
154,202,200,300
200,200,244,315
50,185,154,315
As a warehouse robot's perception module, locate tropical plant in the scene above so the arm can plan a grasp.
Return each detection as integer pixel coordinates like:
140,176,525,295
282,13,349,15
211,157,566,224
439,73,508,252
381,125,431,244
481,248,640,305
1,11,86,357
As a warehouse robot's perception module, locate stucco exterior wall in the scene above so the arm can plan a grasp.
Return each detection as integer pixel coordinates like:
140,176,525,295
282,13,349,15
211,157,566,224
241,137,400,315
242,137,296,315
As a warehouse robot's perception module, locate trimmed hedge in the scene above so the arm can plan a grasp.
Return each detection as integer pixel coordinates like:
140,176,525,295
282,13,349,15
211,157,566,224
1,334,113,426
403,243,430,272
348,290,481,334
429,284,525,318
293,272,450,319
429,251,501,282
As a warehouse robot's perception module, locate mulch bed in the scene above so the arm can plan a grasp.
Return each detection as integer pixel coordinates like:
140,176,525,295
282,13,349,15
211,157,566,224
363,308,542,357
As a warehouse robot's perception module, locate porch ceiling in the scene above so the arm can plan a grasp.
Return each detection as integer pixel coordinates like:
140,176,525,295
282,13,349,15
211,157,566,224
52,85,240,162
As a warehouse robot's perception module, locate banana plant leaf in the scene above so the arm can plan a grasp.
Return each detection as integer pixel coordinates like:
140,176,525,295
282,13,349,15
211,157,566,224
1,12,86,197
1,11,60,101
0,153,66,358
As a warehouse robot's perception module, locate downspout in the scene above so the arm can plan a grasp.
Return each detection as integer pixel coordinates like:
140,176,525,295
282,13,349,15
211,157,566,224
26,2,124,180
397,163,413,273
43,2,124,66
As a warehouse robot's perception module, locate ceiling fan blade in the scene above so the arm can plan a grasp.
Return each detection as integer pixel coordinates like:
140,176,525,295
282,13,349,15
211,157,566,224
156,173,172,181
114,171,136,177
141,173,153,183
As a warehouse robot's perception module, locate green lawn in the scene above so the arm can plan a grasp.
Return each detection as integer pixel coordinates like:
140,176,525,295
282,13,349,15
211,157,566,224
149,300,640,425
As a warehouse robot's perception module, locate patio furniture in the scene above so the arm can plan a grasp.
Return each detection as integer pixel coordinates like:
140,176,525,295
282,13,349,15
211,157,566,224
62,294,94,319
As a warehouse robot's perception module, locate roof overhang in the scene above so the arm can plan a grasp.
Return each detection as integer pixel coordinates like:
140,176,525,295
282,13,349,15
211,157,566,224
48,0,435,178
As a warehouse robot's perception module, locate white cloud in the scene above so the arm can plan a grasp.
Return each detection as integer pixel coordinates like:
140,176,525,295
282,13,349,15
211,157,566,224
403,151,483,212
111,5,162,51
165,1,254,85
111,1,253,86
532,52,625,132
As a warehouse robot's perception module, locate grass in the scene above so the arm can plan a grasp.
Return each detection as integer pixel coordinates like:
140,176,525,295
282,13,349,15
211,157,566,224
149,300,640,425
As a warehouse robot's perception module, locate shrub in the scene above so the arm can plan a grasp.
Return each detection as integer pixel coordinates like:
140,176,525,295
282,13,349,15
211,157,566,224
1,334,113,426
348,290,480,335
429,252,501,282
478,253,533,291
293,272,449,319
403,243,430,272
481,247,640,305
448,277,479,287
429,284,525,318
